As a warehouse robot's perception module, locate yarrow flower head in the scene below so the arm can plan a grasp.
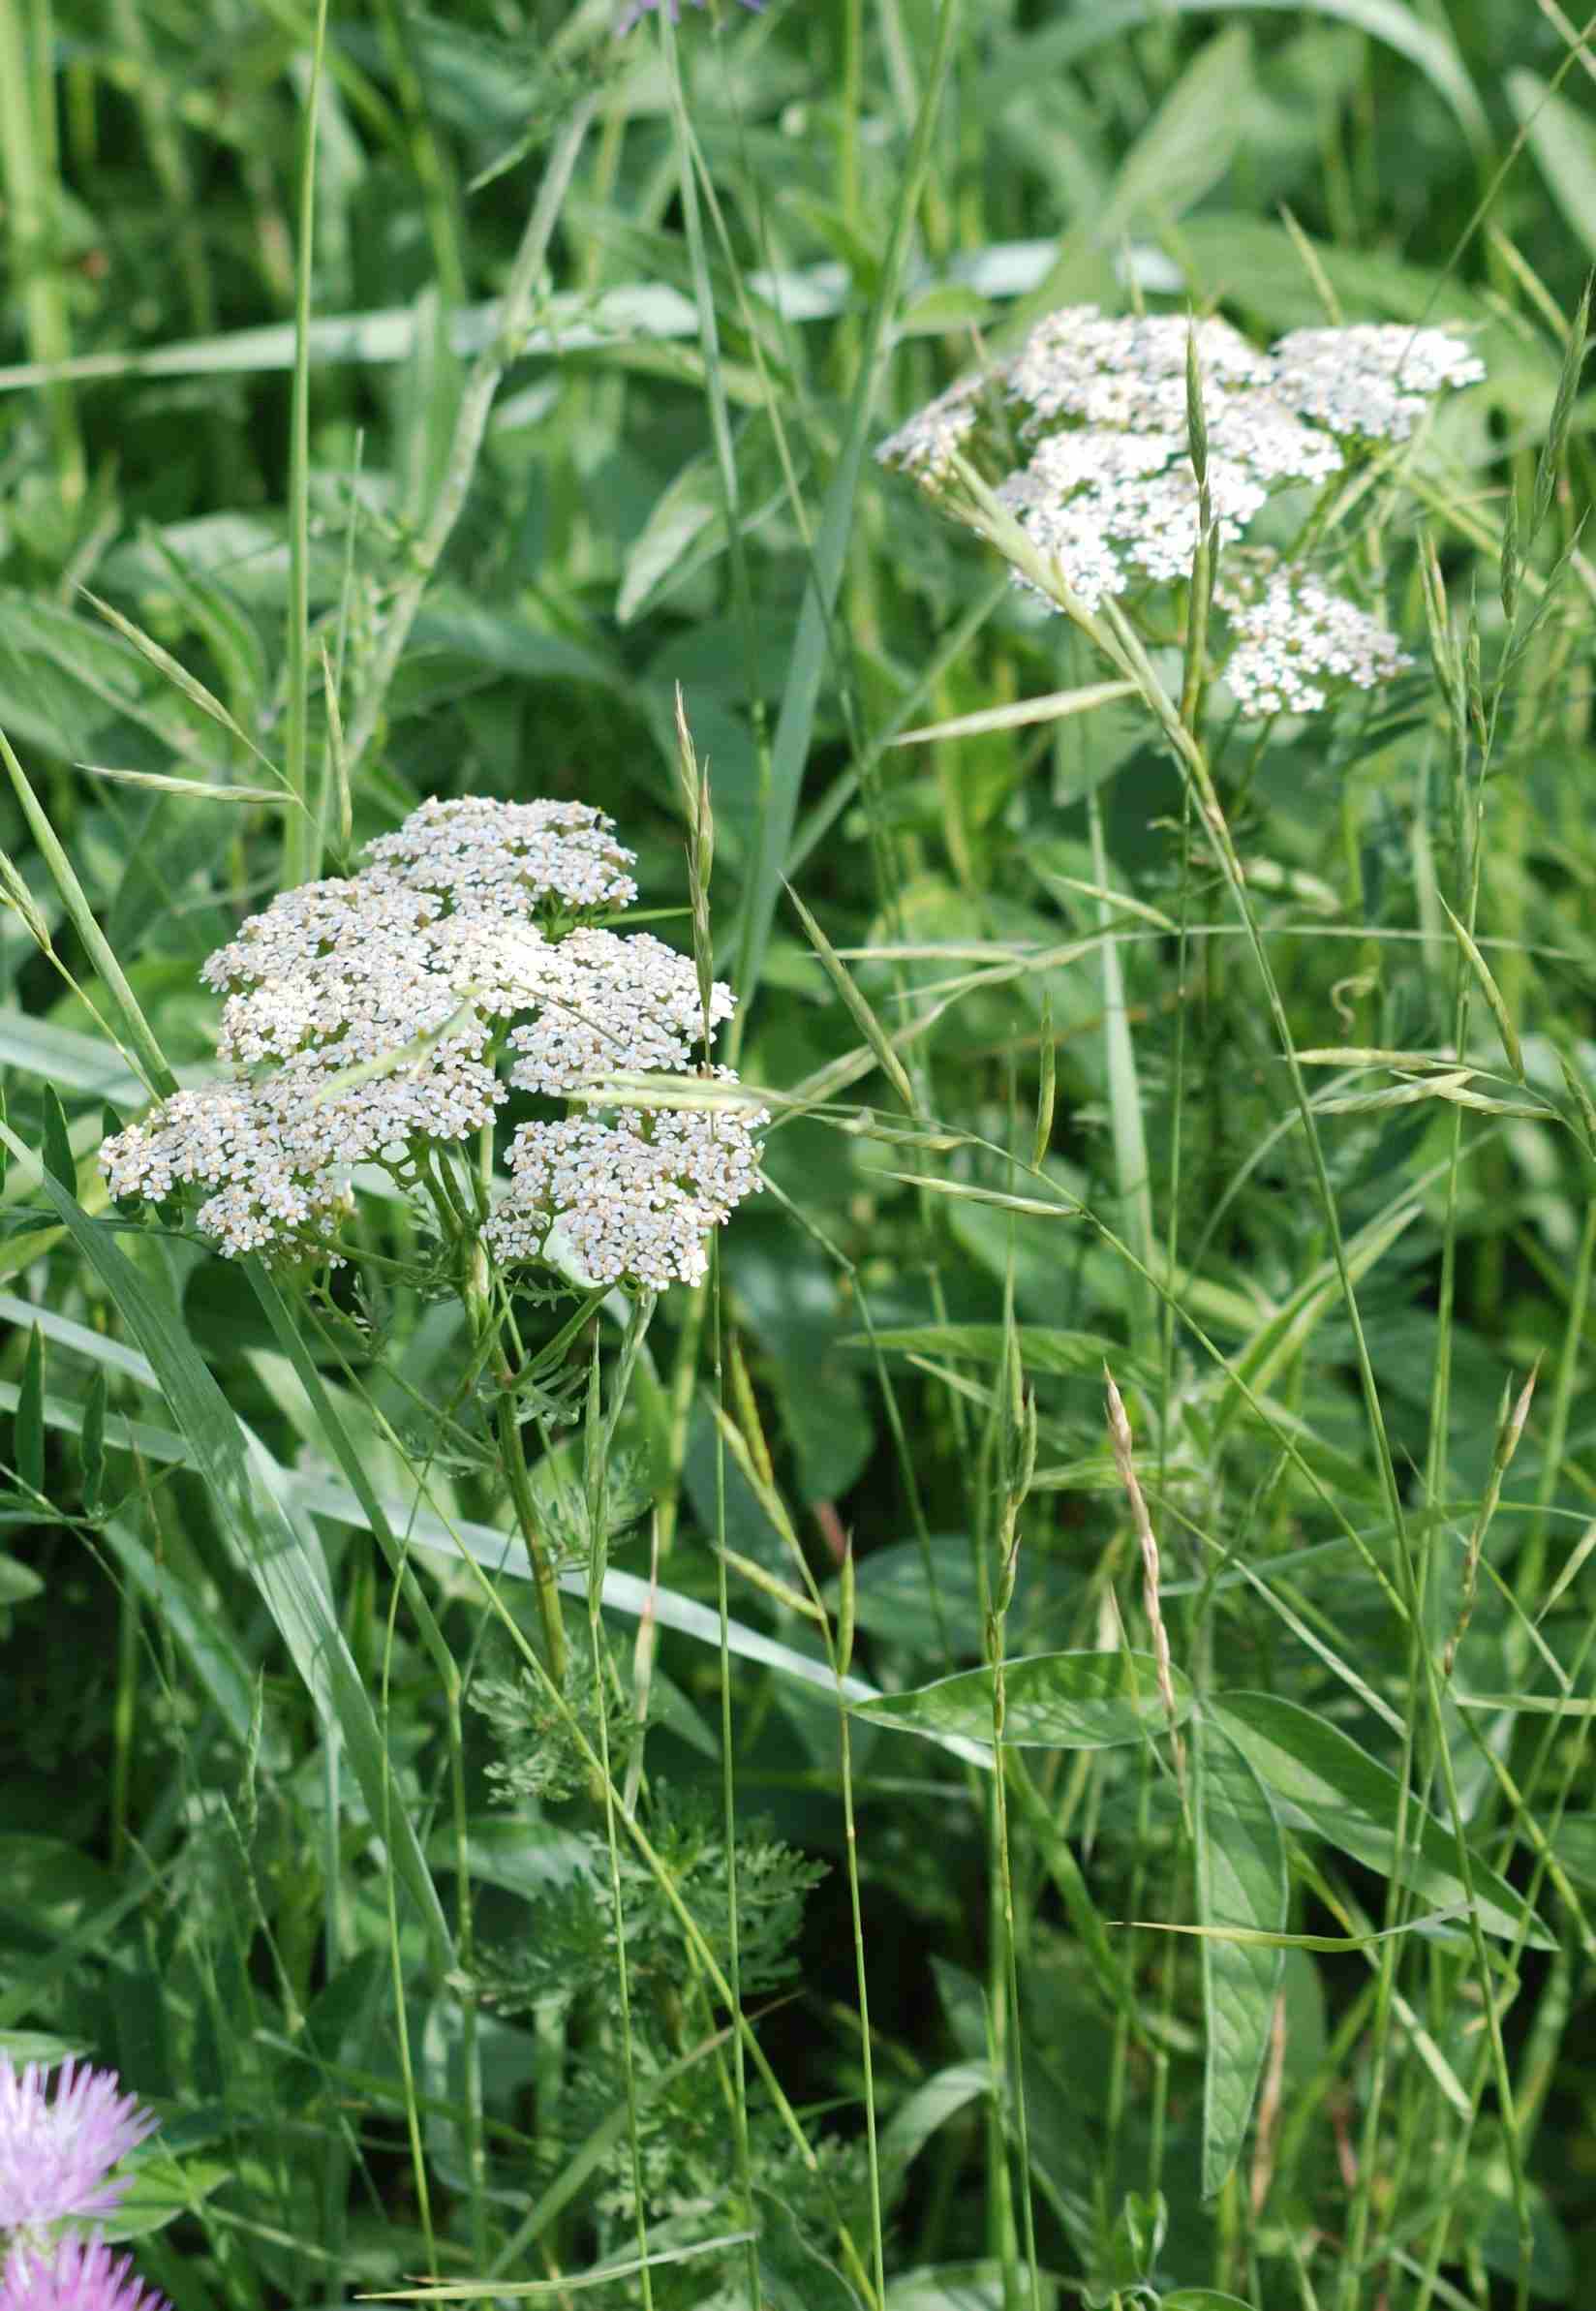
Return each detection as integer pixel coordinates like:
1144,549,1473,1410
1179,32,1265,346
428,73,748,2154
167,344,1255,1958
100,795,765,1288
877,301,1481,674
1216,555,1412,718
0,2234,169,2311
0,2058,157,2241
487,1096,768,1292
1270,324,1485,443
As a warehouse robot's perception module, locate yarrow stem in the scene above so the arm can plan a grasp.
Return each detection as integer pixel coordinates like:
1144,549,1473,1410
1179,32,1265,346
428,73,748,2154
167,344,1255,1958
497,1387,569,1686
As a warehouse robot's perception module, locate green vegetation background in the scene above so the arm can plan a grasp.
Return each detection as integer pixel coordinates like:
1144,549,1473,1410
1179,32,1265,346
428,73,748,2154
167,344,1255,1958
3,3,1596,2308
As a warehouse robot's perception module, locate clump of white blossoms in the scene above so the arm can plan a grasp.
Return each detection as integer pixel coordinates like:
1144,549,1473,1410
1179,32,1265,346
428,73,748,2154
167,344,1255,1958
1217,555,1411,717
100,798,765,1292
877,303,1483,715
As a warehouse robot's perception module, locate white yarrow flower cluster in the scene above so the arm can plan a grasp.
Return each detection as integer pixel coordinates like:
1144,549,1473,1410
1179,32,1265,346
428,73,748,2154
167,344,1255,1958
875,373,987,482
878,302,1480,643
101,798,764,1283
1217,560,1412,717
487,1101,767,1290
1271,324,1485,443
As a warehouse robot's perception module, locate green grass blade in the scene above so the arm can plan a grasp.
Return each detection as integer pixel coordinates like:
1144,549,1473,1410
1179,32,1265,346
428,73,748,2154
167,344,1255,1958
729,0,965,1032
0,1116,453,1966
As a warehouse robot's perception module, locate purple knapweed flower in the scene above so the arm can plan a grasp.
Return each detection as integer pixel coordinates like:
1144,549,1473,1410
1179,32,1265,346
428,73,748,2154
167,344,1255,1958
617,0,765,31
0,2060,157,2238
0,2235,170,2311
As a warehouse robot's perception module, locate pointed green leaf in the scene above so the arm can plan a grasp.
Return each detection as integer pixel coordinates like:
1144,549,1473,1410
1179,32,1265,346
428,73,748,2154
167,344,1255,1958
877,2062,992,2213
78,587,263,760
757,2189,867,2311
1438,894,1524,1081
0,1554,43,1605
1508,73,1596,262
730,0,964,1024
852,1650,1191,1750
41,1088,77,1190
785,878,918,1114
1214,1692,1552,1947
1195,1715,1285,2199
1164,2293,1261,2310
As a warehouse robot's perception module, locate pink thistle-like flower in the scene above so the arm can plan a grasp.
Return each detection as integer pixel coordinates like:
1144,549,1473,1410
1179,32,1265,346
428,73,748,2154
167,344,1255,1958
0,2061,158,2236
0,2234,169,2311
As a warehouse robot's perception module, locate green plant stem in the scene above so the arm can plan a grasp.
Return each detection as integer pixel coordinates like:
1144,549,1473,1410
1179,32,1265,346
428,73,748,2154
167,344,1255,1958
837,1690,886,2310
585,1322,655,2311
496,1389,569,1687
0,0,82,501
381,1564,436,2276
988,1672,1044,2311
1088,595,1534,2307
706,1245,762,2309
284,0,329,889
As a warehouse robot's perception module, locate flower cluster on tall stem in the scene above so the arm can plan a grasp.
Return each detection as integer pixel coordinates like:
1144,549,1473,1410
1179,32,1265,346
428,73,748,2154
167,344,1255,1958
100,791,768,1680
877,303,1483,719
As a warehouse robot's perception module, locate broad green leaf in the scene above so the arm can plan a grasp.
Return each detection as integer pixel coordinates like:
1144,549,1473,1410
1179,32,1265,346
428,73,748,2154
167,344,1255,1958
1214,1693,1552,1947
756,2189,866,2311
1195,1715,1285,2199
1098,26,1253,241
0,1013,148,1103
102,1516,255,1746
985,1,1486,148
617,448,724,625
1214,1195,1421,1438
0,1121,452,1964
0,1552,43,1604
1551,1813,1596,1890
102,2154,230,2241
1471,2176,1576,2302
852,1650,1191,1750
6,1346,949,1742
885,2267,1060,2311
1165,2294,1261,2310
41,1087,77,1190
877,2061,992,2212
1509,73,1596,262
